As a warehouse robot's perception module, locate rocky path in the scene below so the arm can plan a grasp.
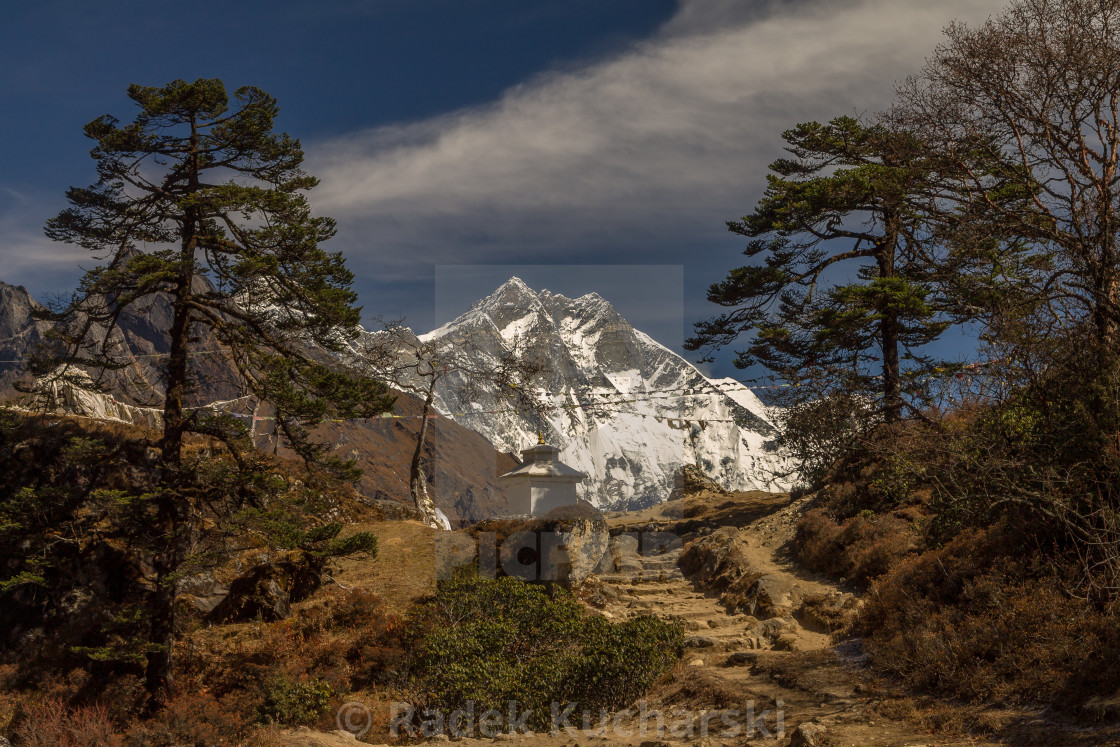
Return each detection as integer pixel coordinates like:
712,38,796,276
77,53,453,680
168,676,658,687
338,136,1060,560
281,492,1083,746
567,494,1006,746
591,509,835,655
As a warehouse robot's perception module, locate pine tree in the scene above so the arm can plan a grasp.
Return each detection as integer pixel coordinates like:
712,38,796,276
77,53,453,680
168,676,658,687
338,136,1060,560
33,78,394,707
686,116,949,424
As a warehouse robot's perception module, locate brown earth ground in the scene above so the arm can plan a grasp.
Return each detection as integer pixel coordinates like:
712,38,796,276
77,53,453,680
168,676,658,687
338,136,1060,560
263,489,1120,747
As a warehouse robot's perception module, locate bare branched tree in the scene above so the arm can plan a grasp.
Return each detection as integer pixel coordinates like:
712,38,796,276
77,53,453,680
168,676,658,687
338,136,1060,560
897,0,1120,351
361,325,550,529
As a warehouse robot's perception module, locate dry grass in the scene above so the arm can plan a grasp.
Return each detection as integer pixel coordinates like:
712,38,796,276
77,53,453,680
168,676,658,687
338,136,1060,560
330,520,440,615
650,666,766,711
795,506,924,588
857,525,1120,709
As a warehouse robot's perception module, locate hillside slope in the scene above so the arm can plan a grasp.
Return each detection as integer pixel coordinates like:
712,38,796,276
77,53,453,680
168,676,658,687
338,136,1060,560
0,278,516,524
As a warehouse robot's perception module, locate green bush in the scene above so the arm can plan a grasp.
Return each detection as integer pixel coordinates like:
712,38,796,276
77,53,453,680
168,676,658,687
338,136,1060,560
402,576,682,731
564,613,684,713
256,676,333,726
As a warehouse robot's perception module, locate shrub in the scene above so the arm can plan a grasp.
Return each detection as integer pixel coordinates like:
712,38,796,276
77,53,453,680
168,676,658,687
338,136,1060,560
564,613,684,714
400,576,682,732
858,526,1120,707
795,507,921,587
11,697,124,747
257,676,334,727
127,691,252,746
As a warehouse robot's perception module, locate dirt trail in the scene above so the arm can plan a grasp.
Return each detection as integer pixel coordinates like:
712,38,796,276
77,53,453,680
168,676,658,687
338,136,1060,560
575,494,991,746
284,492,1098,746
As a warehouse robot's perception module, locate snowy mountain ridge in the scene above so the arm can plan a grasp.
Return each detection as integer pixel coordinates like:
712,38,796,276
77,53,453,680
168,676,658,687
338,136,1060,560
417,277,791,510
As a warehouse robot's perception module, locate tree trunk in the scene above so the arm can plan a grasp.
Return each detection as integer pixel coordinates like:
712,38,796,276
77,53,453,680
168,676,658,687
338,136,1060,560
881,313,902,423
878,226,903,424
146,275,193,708
409,384,447,529
146,115,200,711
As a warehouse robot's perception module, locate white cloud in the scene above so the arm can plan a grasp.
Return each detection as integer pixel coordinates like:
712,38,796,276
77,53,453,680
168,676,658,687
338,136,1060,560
0,0,1007,330
0,189,86,295
307,0,1006,281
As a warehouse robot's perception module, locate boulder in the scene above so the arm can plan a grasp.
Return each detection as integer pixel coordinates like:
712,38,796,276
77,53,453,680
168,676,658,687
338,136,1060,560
176,571,230,618
530,504,609,586
680,527,755,591
747,617,798,649
600,532,643,576
208,551,322,623
746,573,798,619
468,502,609,587
789,721,827,747
668,464,729,501
726,651,759,666
796,592,861,634
684,635,717,648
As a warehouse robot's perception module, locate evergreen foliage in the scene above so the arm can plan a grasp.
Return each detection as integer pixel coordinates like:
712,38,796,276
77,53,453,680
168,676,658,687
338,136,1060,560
30,78,393,707
0,412,376,694
686,116,950,426
400,575,683,733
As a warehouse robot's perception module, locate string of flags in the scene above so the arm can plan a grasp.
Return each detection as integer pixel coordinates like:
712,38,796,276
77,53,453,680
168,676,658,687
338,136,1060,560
0,349,229,364
3,335,1010,430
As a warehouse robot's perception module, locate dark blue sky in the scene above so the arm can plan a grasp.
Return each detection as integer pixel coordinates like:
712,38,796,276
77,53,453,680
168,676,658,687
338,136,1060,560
1,0,673,197
0,0,1003,378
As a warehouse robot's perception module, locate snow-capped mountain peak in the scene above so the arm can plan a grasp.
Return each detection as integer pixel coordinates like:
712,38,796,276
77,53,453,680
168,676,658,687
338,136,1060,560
421,278,790,510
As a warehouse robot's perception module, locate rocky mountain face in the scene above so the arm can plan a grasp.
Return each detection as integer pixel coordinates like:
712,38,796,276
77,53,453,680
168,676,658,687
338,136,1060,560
418,277,791,510
0,278,514,525
0,282,50,395
0,274,789,520
0,279,242,406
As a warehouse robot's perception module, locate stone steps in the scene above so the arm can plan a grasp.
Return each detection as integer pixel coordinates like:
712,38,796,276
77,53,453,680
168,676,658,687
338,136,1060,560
597,573,684,584
622,586,706,598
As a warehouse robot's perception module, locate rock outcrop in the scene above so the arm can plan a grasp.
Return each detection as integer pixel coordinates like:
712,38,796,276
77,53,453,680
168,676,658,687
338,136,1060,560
528,503,610,586
30,366,163,429
465,502,610,587
680,526,760,596
207,551,323,624
0,281,49,395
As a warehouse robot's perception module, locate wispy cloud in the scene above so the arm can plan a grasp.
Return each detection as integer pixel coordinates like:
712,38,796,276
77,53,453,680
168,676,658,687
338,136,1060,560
0,188,86,295
307,0,1005,284
0,0,1006,336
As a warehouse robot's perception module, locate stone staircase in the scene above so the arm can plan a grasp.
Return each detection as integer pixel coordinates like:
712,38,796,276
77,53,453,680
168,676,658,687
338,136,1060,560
589,533,826,654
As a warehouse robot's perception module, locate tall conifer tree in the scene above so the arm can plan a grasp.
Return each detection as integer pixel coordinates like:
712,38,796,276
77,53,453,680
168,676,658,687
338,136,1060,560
687,116,949,423
34,78,393,705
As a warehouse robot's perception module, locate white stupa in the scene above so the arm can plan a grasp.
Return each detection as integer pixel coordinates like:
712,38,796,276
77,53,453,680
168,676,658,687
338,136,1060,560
499,438,587,517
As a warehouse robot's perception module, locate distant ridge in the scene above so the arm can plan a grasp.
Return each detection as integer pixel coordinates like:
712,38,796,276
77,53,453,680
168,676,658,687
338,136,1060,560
0,278,517,525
